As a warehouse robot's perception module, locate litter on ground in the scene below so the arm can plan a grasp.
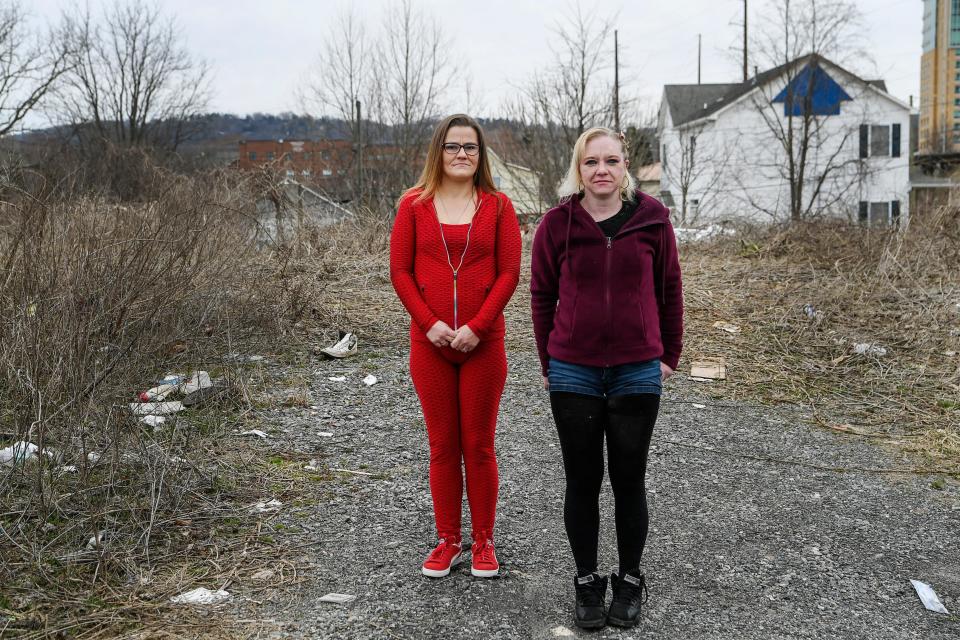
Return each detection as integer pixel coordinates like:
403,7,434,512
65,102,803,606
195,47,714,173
239,429,269,439
910,579,950,614
363,374,378,386
320,332,358,359
318,593,356,604
713,321,741,334
328,376,347,382
170,587,232,605
139,415,166,428
853,343,887,357
690,361,727,381
129,402,184,417
1,441,40,465
250,499,283,513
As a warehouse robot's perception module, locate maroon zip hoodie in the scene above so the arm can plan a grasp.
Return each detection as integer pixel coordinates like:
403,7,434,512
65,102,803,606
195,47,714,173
530,190,683,376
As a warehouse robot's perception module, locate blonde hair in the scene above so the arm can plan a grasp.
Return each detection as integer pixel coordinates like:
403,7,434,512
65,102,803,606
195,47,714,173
402,114,497,204
557,127,636,201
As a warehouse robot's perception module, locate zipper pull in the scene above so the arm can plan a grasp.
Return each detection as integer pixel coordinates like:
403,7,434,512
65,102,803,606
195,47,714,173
607,237,612,249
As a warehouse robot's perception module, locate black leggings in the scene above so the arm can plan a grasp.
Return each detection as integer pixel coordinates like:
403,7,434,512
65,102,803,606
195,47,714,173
550,392,660,576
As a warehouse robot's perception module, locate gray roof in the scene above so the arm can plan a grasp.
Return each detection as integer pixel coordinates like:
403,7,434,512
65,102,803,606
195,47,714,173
663,54,895,127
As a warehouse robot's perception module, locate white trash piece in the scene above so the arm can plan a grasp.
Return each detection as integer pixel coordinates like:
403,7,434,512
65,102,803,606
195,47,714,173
248,355,266,362
1,441,40,465
318,593,356,604
317,431,334,437
320,333,358,359
138,383,179,402
250,499,283,513
362,374,378,386
129,402,184,417
86,530,108,550
910,579,950,614
139,415,166,428
328,376,347,382
182,371,213,395
551,626,575,637
853,343,887,357
238,429,269,439
170,587,232,605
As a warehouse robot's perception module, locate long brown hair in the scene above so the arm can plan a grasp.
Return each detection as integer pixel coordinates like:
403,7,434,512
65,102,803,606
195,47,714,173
404,114,497,203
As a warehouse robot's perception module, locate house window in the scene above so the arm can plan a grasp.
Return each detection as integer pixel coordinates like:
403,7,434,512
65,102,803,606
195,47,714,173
321,151,331,160
859,124,900,158
858,201,901,227
266,152,275,161
322,169,332,176
285,169,294,177
248,152,257,161
301,170,311,176
870,126,890,156
303,152,312,160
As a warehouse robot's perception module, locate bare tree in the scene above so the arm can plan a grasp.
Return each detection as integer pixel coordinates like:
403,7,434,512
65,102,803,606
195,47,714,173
58,0,210,152
744,0,871,221
661,126,729,225
500,5,615,202
0,1,72,136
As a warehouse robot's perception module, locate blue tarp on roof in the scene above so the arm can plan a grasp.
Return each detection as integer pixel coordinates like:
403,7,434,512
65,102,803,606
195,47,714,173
772,64,852,116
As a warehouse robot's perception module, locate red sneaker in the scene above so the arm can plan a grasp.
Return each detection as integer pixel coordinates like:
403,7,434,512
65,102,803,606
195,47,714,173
471,538,499,578
421,538,462,577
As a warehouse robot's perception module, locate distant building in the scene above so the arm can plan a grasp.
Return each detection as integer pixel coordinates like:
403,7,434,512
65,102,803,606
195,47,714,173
635,163,661,197
487,149,543,217
919,0,960,154
658,54,910,227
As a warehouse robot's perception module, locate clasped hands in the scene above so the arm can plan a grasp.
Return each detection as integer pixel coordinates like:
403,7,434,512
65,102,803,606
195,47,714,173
427,321,478,353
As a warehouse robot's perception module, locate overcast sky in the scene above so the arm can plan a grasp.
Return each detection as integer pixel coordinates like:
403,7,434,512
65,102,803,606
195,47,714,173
31,0,921,125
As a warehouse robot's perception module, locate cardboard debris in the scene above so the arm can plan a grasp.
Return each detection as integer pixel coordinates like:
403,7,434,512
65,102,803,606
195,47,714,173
910,579,950,614
712,321,741,334
690,361,727,381
170,587,232,605
318,593,356,604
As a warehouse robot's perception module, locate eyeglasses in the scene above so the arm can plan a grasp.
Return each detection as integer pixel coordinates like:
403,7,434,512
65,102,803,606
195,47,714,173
441,143,480,156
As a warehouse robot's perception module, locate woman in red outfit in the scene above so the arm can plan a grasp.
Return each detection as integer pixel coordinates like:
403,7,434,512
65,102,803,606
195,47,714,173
390,114,522,579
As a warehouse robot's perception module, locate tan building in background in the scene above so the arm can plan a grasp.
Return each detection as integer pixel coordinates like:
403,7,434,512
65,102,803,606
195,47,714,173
919,0,960,154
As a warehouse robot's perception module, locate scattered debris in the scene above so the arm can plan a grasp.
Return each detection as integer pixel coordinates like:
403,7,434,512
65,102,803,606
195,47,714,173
712,321,741,334
87,451,101,464
320,332,359,359
304,459,320,471
251,568,275,582
674,224,736,243
170,587,232,605
129,402,184,417
139,415,166,429
690,361,727,381
945,351,957,358
182,382,228,407
317,431,334,437
551,626,575,637
692,403,706,409
802,303,824,321
328,376,347,382
248,355,266,363
182,371,213,395
331,468,374,476
318,593,356,604
86,530,108,550
1,441,40,465
138,383,179,402
239,429,269,439
853,343,887,357
58,464,78,474
250,499,283,513
362,374,378,386
910,579,950,614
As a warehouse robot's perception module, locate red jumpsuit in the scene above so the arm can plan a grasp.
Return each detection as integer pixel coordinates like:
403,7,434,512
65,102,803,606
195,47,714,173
390,189,522,542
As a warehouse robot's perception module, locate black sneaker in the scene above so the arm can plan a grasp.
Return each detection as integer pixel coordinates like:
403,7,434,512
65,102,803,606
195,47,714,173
573,572,608,629
607,570,648,628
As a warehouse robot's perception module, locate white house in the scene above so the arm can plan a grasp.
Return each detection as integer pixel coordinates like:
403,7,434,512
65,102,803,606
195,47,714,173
488,149,543,217
657,54,911,227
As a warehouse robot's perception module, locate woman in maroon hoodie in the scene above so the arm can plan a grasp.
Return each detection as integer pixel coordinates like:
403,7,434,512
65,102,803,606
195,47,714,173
531,127,683,630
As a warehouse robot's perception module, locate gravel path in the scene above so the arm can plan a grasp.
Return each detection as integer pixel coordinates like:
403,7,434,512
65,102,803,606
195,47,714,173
233,346,960,639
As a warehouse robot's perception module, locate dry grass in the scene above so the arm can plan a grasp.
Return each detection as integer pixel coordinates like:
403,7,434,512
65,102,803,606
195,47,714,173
285,207,960,470
0,161,315,637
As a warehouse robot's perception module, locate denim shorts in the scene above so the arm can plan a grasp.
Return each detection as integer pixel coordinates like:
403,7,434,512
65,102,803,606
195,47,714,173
547,357,662,397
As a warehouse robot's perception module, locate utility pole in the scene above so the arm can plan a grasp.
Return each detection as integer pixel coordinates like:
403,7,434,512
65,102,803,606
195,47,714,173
697,34,702,84
355,99,363,204
614,30,620,132
743,0,748,82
